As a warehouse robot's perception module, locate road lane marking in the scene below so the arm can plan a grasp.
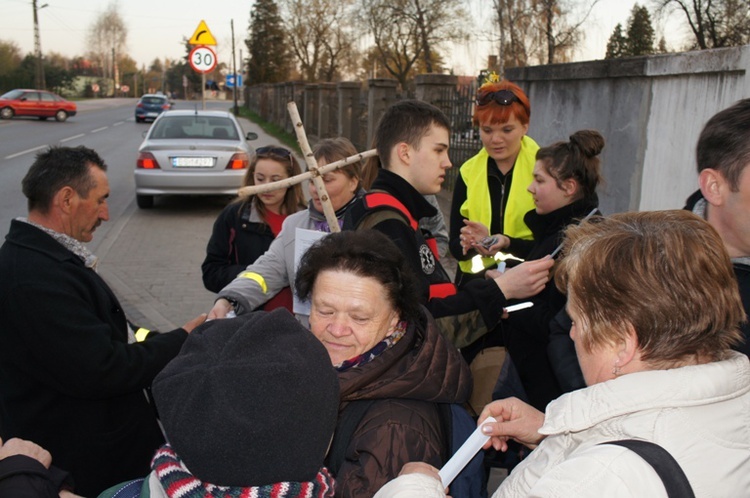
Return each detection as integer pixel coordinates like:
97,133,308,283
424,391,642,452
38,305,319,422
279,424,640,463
113,121,124,126
4,145,47,160
60,134,86,143
91,126,108,133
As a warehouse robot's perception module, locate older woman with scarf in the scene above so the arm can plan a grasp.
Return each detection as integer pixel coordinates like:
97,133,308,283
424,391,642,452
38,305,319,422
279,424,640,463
295,229,471,498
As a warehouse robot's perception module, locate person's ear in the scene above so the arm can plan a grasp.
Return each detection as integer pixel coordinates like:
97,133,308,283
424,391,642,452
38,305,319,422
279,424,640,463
521,122,529,136
561,178,578,197
699,168,727,207
55,186,77,214
396,142,411,165
615,323,640,371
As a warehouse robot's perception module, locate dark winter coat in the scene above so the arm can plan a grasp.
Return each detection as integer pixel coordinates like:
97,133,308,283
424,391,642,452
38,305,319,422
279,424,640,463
503,198,599,409
334,307,472,498
685,189,750,356
0,220,188,496
202,201,277,293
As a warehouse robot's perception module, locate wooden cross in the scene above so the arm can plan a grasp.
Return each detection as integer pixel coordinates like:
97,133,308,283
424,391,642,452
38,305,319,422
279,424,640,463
238,101,377,233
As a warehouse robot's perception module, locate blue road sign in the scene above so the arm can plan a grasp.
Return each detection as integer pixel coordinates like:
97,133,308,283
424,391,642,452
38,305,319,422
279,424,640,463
225,74,243,88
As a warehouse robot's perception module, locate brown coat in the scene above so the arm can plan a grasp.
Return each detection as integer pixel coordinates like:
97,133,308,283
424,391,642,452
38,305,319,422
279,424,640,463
333,308,472,498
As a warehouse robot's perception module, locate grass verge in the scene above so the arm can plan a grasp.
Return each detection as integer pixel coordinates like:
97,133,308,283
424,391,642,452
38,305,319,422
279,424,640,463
236,106,302,154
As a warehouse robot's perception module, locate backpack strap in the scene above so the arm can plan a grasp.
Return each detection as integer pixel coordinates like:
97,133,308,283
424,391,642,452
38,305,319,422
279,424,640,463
363,192,419,230
325,400,375,477
599,440,695,498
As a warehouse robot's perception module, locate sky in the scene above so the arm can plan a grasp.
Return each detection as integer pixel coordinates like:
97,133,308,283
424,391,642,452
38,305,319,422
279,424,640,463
3,0,689,78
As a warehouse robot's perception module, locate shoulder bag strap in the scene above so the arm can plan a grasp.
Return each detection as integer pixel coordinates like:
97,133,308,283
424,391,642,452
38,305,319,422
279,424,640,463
600,439,695,498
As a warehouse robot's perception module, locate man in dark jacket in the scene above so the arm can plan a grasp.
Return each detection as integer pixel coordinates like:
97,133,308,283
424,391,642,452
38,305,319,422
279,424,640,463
0,146,206,496
343,100,554,350
684,98,750,356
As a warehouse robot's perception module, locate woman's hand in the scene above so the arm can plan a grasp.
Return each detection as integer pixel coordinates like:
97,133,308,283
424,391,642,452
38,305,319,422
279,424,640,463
181,314,208,334
491,256,554,300
460,221,510,257
208,298,233,320
479,397,546,452
459,220,489,255
399,462,440,479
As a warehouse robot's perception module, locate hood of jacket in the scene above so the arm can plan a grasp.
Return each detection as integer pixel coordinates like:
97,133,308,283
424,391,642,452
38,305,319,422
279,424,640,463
337,307,471,405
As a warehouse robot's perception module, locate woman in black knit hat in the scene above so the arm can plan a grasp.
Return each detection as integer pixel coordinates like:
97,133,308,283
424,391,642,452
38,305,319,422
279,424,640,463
98,309,340,498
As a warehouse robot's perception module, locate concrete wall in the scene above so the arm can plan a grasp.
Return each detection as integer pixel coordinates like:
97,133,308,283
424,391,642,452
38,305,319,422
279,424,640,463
506,45,750,214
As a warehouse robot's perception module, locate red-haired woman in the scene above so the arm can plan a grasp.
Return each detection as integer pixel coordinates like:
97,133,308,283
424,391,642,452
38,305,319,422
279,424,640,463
450,80,538,288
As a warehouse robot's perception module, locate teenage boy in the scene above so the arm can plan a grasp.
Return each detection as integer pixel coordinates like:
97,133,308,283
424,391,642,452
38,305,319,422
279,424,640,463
344,100,554,347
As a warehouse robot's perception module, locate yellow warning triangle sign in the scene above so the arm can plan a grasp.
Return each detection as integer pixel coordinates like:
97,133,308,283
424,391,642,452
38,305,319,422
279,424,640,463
189,20,217,45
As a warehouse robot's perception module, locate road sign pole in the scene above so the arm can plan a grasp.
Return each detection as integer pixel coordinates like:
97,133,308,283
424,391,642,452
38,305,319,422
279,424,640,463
202,73,206,110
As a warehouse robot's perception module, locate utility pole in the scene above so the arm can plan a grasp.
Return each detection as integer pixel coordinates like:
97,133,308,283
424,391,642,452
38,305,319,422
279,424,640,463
231,19,238,115
32,0,48,89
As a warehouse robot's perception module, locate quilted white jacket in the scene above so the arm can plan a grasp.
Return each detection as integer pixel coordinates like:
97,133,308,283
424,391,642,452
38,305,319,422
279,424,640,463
375,352,750,498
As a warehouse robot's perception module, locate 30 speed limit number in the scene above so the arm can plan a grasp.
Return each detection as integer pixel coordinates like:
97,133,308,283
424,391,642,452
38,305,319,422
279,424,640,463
189,46,217,73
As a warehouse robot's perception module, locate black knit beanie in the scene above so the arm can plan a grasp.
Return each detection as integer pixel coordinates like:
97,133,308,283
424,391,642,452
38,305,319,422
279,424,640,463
152,309,340,487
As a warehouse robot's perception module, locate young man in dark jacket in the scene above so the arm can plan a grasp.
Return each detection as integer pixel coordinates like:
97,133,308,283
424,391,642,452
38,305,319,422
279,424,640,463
0,146,206,496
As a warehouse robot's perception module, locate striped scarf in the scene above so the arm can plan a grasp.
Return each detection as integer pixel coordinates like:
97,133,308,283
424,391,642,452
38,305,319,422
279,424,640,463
152,444,335,498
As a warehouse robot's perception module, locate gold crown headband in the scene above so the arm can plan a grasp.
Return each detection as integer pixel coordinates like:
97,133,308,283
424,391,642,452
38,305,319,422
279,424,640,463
484,71,501,85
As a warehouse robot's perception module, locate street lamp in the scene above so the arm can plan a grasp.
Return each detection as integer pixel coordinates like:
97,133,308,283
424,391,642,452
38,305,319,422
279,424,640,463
32,0,48,89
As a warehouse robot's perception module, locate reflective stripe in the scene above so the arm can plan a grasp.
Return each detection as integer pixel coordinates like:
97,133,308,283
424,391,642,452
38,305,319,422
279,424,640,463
238,271,268,294
135,328,150,342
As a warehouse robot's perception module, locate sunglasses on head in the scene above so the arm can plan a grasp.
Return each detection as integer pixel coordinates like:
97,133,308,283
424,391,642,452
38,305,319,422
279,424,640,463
255,146,292,158
475,89,522,108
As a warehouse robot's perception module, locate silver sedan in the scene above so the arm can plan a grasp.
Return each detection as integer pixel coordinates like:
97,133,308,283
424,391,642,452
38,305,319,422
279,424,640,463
134,109,257,208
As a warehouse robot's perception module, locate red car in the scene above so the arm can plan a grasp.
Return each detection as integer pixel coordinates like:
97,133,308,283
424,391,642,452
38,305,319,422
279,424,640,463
0,89,77,122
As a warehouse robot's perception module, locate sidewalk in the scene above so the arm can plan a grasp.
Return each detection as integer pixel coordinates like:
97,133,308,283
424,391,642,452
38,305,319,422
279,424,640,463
97,115,292,331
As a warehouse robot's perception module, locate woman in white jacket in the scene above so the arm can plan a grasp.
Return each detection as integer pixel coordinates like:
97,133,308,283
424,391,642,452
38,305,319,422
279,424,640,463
375,210,750,498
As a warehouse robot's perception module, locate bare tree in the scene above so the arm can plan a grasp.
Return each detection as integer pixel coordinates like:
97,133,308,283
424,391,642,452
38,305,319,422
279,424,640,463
360,0,466,89
652,0,750,48
86,2,127,81
492,0,544,70
360,0,420,89
493,0,598,67
281,0,355,82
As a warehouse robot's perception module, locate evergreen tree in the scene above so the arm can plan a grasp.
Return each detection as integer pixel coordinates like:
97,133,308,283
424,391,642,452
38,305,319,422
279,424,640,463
605,23,627,59
626,4,655,55
246,0,290,84
657,36,668,53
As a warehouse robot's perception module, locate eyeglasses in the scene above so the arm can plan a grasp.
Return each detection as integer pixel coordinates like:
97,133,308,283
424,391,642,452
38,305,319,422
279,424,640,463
475,89,523,108
255,146,292,158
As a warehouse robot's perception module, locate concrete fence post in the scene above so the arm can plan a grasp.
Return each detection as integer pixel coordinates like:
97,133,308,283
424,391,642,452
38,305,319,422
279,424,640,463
337,81,362,147
367,79,398,147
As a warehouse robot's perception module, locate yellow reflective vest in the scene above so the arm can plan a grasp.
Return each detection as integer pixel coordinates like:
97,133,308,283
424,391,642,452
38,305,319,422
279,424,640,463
458,135,539,273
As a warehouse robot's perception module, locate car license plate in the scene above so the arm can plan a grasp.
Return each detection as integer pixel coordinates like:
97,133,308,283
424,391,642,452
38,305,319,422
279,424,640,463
172,157,215,167
146,112,158,117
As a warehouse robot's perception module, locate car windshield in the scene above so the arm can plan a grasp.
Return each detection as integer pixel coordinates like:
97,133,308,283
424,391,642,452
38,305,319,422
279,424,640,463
141,96,167,105
1,89,25,100
150,116,239,140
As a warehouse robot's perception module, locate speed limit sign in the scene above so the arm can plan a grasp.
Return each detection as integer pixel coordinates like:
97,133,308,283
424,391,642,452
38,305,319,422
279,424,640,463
189,45,217,73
